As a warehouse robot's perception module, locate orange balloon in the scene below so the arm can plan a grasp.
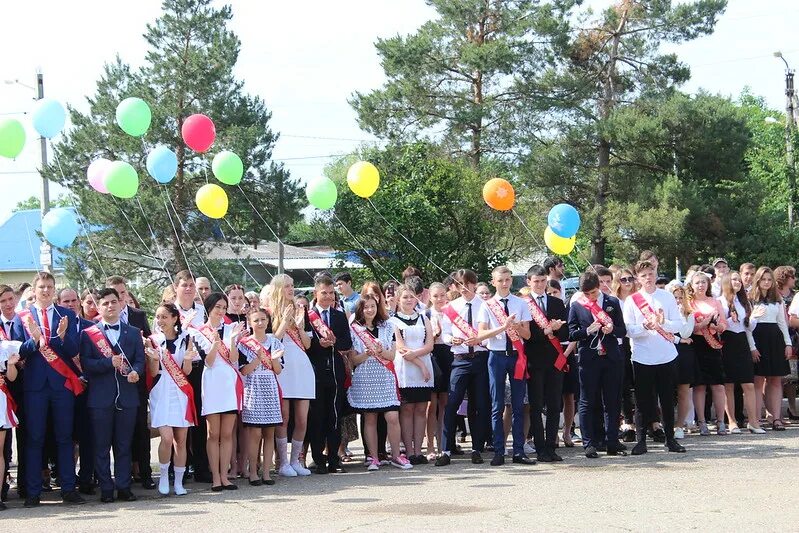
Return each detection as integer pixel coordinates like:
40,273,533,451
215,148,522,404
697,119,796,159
483,178,515,211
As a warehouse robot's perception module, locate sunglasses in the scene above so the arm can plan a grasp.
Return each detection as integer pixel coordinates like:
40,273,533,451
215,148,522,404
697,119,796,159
619,277,634,283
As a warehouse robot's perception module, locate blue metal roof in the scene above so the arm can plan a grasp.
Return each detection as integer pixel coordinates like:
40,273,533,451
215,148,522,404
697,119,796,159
0,209,67,271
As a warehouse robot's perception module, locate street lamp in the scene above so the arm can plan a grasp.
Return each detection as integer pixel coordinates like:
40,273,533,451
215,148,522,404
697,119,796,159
4,71,53,272
774,51,797,228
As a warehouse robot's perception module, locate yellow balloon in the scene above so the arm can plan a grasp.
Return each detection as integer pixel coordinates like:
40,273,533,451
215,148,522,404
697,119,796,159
544,226,576,255
195,183,228,219
346,161,380,198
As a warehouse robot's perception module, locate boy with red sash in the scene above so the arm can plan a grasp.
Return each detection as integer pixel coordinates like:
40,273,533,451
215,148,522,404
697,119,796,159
567,271,627,459
435,269,492,467
306,276,353,474
18,272,85,508
80,288,145,504
477,266,534,466
523,265,569,463
622,261,686,455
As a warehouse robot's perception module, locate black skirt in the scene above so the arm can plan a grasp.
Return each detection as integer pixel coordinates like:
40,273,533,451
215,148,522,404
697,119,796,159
752,323,790,377
692,334,725,385
720,330,755,384
432,344,453,393
355,405,400,414
675,340,697,385
399,387,432,404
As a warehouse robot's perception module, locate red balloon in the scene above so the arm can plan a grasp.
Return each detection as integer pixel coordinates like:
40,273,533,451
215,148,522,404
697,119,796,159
181,114,216,152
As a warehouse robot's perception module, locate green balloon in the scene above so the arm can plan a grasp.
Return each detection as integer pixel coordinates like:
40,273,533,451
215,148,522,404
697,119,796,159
212,150,244,185
306,176,337,210
0,119,26,159
116,97,151,137
105,161,139,198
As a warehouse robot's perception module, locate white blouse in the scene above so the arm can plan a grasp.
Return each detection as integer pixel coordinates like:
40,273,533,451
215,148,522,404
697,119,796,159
749,301,792,346
718,297,757,350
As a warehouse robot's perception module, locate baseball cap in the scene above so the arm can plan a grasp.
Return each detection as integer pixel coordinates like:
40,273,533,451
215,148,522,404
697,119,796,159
712,257,727,266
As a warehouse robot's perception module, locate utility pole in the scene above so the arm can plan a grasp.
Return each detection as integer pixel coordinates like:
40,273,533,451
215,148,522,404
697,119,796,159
36,70,53,272
776,52,797,228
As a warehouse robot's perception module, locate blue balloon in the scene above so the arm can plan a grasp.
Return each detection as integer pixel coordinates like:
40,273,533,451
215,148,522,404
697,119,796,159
32,98,66,139
41,208,79,248
547,203,581,238
146,145,178,184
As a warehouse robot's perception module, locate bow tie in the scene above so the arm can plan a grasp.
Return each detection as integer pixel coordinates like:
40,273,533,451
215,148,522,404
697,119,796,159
104,324,120,331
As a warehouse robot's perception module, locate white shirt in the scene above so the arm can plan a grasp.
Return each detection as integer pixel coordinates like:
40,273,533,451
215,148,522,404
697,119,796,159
718,297,757,351
441,295,488,355
99,320,122,346
622,289,681,365
477,293,532,352
529,291,547,313
2,315,14,339
750,301,792,346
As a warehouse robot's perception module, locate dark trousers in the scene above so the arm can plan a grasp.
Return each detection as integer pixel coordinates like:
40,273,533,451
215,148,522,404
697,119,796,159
442,352,489,453
89,406,136,494
73,391,94,486
528,366,564,453
188,363,210,478
308,382,343,468
361,413,387,458
131,386,152,479
633,360,677,440
25,386,76,497
578,356,624,450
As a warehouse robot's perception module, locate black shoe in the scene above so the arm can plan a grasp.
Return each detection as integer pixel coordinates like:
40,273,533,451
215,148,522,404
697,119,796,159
41,481,53,492
537,452,554,463
141,477,156,490
314,465,328,475
451,447,465,456
622,429,636,442
78,484,96,496
596,443,607,452
650,428,666,443
606,447,628,456
417,455,429,465
249,479,263,487
408,455,420,465
490,454,505,466
116,489,137,502
211,485,224,491
631,440,648,456
584,446,599,459
62,490,86,504
615,442,628,451
100,492,115,503
263,479,276,486
24,496,40,508
470,451,483,464
434,454,451,467
328,464,346,474
665,439,686,453
550,451,564,462
512,454,536,465
222,483,238,491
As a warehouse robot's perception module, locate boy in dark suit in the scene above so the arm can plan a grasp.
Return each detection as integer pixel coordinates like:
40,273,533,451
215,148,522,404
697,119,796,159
568,271,627,458
80,288,144,503
0,284,25,500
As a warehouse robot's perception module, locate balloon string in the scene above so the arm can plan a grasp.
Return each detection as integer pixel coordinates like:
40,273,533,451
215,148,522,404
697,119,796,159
134,195,174,286
218,219,267,285
160,187,198,285
332,212,398,283
109,195,173,280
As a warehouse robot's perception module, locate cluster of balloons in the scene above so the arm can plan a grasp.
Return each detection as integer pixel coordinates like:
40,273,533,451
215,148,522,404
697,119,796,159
304,160,380,211
544,203,580,255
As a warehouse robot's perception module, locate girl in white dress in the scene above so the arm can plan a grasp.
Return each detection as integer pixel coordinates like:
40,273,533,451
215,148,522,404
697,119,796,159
426,282,451,459
269,274,313,478
389,284,434,465
238,307,285,485
146,303,197,496
189,292,244,491
0,344,19,512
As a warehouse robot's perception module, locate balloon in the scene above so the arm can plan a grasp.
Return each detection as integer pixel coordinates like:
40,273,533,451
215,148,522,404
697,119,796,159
306,176,338,210
32,98,66,139
212,150,243,185
548,203,581,238
346,161,380,198
0,118,26,159
87,158,112,194
182,114,215,152
115,97,152,137
544,226,576,255
146,146,178,184
105,161,139,198
482,178,515,211
41,208,79,248
195,184,228,219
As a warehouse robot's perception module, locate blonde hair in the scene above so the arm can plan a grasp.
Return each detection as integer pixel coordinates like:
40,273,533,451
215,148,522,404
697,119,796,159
491,265,512,278
395,284,418,313
269,274,294,330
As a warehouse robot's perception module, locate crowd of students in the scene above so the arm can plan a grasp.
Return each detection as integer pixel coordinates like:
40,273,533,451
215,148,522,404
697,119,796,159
0,251,796,510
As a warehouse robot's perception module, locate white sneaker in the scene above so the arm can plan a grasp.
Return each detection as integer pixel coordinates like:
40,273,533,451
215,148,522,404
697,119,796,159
523,440,536,455
390,454,413,470
367,458,380,471
279,464,298,477
290,462,311,476
674,427,685,440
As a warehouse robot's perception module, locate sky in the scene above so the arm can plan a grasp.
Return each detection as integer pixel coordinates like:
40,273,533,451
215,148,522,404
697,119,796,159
1,0,798,221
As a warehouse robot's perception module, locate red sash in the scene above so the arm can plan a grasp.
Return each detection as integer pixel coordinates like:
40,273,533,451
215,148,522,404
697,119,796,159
575,295,613,356
18,309,84,396
689,301,724,350
149,336,197,426
525,297,569,372
85,325,132,375
484,297,528,380
631,292,675,343
350,323,400,399
0,374,17,428
308,309,352,388
284,327,305,352
240,335,274,371
441,304,479,339
196,325,244,411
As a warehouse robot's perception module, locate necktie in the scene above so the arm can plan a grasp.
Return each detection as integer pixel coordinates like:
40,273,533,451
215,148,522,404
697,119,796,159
41,307,51,346
104,324,120,331
5,321,12,338
465,302,474,355
322,309,329,327
537,295,545,313
501,298,513,352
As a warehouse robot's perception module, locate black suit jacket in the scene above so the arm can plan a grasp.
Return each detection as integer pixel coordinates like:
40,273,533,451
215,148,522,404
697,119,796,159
80,322,145,409
567,294,626,363
125,306,151,337
524,295,569,371
307,307,353,386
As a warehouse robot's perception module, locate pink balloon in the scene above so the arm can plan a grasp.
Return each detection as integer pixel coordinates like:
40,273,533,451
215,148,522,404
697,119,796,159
181,114,216,152
87,158,112,194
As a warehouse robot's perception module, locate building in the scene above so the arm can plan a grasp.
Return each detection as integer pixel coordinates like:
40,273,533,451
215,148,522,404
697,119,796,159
0,209,67,287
